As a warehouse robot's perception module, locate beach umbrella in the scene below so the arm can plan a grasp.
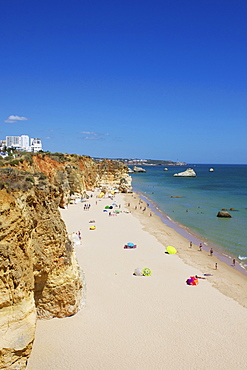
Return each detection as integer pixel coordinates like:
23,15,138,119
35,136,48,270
124,242,137,249
142,267,152,276
166,246,177,254
186,276,198,285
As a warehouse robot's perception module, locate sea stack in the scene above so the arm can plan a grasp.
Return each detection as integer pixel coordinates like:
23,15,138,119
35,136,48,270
133,166,146,173
173,168,196,177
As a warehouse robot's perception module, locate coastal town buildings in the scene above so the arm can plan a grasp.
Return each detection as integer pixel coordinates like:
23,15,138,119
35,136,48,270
0,135,42,153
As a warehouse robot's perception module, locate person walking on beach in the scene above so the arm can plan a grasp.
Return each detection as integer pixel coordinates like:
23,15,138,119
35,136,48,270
233,258,236,267
215,263,218,270
199,243,202,251
210,248,213,256
190,241,192,248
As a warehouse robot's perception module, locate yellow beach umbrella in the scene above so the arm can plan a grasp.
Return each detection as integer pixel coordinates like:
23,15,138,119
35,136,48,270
166,246,177,254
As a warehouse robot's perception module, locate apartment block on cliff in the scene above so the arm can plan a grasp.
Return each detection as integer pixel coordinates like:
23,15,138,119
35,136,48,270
2,135,43,152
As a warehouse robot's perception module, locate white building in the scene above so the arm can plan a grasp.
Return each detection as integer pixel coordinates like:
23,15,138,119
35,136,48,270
29,138,42,152
5,135,42,152
6,136,21,149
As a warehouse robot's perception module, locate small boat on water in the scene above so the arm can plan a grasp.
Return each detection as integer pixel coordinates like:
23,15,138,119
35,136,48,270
209,168,214,172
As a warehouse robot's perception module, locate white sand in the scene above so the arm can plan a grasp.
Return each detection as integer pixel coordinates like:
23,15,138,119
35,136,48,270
27,193,247,370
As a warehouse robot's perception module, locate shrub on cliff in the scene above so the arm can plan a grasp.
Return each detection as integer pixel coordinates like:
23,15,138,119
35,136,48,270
23,154,33,164
50,152,67,163
26,176,35,183
9,159,20,166
39,173,47,180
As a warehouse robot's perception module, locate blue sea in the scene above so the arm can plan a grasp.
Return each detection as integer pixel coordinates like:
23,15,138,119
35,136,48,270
130,164,247,274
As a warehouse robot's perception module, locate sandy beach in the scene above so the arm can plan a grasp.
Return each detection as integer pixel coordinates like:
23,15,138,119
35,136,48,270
27,191,247,370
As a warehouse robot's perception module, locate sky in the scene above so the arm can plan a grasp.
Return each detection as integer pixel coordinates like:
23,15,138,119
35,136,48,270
1,0,247,164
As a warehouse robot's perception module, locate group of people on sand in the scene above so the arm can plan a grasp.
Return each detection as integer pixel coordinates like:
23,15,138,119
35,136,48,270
128,198,153,217
190,241,237,270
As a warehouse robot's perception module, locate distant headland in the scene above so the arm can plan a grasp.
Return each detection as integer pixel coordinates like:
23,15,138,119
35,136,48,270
93,158,186,166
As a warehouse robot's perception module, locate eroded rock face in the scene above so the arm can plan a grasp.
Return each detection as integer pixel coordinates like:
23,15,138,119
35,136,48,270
0,170,82,369
0,155,131,369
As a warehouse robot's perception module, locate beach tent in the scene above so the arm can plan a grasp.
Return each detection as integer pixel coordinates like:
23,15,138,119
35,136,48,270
98,192,104,198
69,233,80,246
133,268,143,276
105,206,110,209
166,246,177,254
90,226,96,230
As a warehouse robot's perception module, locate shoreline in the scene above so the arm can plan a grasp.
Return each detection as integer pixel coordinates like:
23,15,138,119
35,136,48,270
27,190,247,369
133,188,247,277
124,191,247,309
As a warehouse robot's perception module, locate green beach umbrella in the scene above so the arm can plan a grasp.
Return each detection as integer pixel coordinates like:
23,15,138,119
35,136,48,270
166,246,177,254
142,267,152,276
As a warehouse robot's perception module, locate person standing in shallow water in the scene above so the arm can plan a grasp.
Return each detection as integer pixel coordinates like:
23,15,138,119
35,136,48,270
210,248,213,256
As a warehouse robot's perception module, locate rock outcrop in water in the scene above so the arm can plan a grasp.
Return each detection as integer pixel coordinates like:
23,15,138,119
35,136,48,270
0,153,132,369
217,211,232,218
133,166,146,173
173,168,196,177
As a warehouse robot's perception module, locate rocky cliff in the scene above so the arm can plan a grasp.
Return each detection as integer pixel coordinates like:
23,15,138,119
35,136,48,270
0,154,132,369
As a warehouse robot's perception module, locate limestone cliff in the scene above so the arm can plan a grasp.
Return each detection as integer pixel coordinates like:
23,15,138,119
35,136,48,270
3,153,132,203
0,154,132,369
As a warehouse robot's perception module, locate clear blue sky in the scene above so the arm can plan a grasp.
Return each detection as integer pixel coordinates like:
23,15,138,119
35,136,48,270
1,0,247,164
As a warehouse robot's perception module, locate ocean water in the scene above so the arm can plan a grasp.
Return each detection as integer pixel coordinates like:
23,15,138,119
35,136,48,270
130,164,247,273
